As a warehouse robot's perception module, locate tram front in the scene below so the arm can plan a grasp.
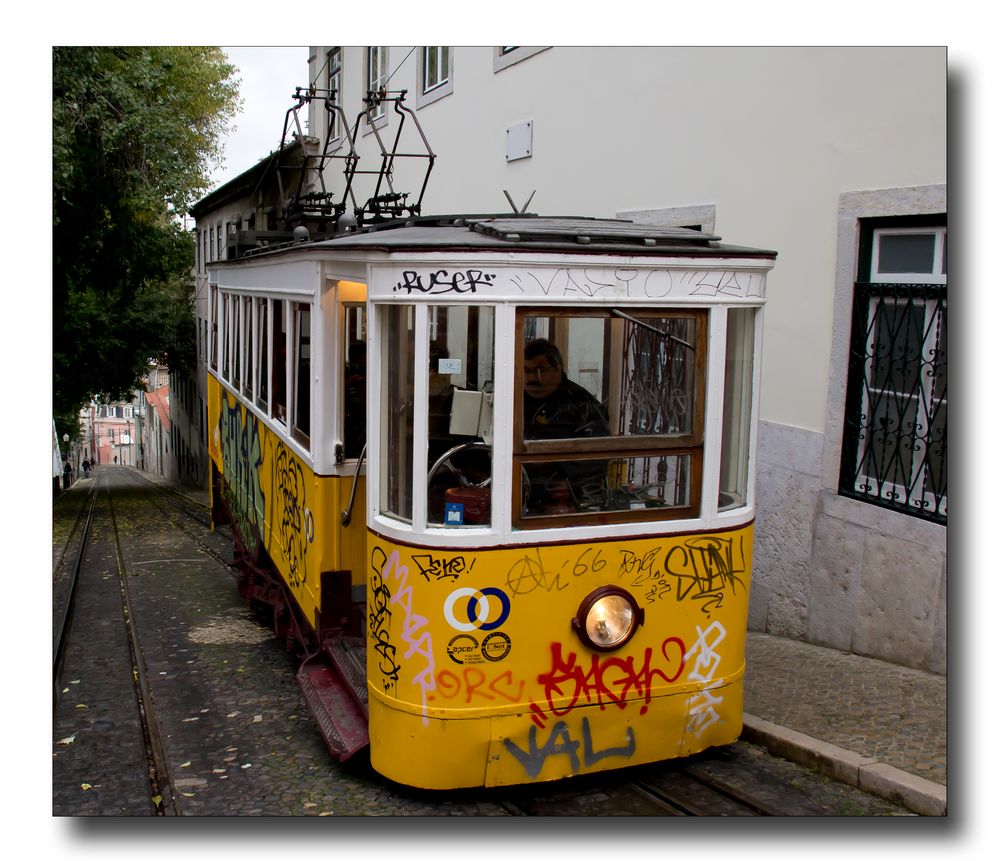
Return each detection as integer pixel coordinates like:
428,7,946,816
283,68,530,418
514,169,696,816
360,217,776,789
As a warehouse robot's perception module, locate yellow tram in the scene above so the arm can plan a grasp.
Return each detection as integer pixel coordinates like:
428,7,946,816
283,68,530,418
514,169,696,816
207,214,775,789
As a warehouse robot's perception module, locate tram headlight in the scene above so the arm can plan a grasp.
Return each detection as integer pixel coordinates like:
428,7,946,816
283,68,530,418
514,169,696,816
571,586,644,651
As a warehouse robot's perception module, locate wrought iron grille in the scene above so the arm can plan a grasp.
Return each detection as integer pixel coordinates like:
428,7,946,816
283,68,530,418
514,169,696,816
619,318,695,492
839,282,947,523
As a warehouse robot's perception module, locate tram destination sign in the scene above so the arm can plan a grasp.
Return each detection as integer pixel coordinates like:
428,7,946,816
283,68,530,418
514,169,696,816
374,263,770,303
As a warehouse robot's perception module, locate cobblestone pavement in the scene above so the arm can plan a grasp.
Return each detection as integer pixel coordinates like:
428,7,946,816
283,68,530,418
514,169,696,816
743,632,946,785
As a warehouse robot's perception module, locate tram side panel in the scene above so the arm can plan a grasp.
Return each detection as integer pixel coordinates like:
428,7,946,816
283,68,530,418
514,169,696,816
208,374,367,640
367,525,753,789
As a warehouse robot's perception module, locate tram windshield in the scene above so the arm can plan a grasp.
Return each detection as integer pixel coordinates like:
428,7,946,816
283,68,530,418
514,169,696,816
514,309,706,527
375,300,757,533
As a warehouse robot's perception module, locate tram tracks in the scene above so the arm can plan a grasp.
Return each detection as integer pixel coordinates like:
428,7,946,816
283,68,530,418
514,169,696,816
498,766,772,816
53,471,178,815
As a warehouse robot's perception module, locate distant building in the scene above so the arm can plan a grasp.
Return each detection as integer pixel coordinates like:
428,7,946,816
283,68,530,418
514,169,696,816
143,384,172,479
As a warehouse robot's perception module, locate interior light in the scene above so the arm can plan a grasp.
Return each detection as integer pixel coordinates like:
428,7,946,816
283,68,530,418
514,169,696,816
571,586,644,652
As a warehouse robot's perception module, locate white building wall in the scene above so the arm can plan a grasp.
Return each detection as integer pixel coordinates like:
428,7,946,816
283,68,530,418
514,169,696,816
294,46,947,670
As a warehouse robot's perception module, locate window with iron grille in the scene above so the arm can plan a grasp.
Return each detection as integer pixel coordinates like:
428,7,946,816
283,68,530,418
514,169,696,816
839,217,947,523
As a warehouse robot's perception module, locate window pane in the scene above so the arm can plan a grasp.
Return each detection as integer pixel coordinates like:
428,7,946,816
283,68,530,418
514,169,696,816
424,47,437,90
520,453,692,519
292,302,311,440
271,300,287,424
255,297,268,410
861,393,918,490
426,306,495,526
242,296,253,398
327,47,342,137
877,233,936,274
210,286,218,370
368,47,388,117
222,295,231,381
380,305,414,520
871,300,926,394
719,308,755,511
523,326,609,441
521,312,700,441
344,306,367,459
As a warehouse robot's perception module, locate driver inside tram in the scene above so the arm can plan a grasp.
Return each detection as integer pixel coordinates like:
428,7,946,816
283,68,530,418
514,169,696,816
522,338,610,513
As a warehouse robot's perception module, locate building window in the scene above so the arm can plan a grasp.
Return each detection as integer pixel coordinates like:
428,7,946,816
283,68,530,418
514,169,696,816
416,47,454,109
493,46,548,73
327,47,343,140
840,217,947,523
366,47,389,122
216,224,223,262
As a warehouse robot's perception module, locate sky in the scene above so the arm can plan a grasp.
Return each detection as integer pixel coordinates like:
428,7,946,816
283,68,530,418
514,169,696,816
209,46,312,190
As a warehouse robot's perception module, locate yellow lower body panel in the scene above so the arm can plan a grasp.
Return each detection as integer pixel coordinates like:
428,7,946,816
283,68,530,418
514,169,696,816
369,674,745,789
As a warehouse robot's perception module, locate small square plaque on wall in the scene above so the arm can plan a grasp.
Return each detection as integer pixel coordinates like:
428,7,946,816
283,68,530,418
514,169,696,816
506,120,533,161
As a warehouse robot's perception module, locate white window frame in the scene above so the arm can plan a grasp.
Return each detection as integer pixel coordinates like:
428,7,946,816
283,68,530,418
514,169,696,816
416,47,453,109
365,46,389,129
870,226,947,286
326,47,343,140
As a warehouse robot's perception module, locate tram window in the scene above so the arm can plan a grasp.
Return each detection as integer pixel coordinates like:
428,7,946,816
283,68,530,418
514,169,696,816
380,305,415,521
255,297,269,411
233,297,242,392
222,294,231,383
210,285,218,371
242,296,253,399
426,305,495,526
719,308,756,511
291,302,311,444
514,308,706,527
343,304,367,460
271,299,287,425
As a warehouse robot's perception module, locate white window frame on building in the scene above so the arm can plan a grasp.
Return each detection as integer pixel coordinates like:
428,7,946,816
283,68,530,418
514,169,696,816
416,47,453,109
839,217,947,523
327,47,343,140
365,46,390,129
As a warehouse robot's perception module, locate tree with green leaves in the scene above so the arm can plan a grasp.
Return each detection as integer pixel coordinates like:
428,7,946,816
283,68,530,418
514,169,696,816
53,46,241,438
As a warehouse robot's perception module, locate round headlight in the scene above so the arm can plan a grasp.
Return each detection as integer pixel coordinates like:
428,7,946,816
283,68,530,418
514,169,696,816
571,586,644,651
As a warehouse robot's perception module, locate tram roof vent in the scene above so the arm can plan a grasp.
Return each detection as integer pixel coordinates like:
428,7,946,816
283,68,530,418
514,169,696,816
467,217,722,248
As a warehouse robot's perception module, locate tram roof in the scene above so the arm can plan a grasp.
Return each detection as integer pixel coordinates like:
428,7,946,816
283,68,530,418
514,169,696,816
228,215,777,261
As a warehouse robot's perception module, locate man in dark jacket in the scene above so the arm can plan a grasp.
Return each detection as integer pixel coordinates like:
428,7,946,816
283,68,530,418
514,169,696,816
522,339,610,512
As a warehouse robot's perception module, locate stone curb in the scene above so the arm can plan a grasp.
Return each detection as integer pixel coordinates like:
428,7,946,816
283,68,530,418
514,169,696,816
741,713,947,816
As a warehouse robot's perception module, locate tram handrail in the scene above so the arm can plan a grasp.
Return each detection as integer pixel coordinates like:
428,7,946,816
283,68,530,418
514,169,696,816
342,444,367,526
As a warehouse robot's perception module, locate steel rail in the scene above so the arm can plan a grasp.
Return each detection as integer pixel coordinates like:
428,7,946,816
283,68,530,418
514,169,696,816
53,478,101,688
107,480,178,816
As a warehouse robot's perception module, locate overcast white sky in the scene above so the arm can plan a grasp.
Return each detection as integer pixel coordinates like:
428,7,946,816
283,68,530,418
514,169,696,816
209,46,311,189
